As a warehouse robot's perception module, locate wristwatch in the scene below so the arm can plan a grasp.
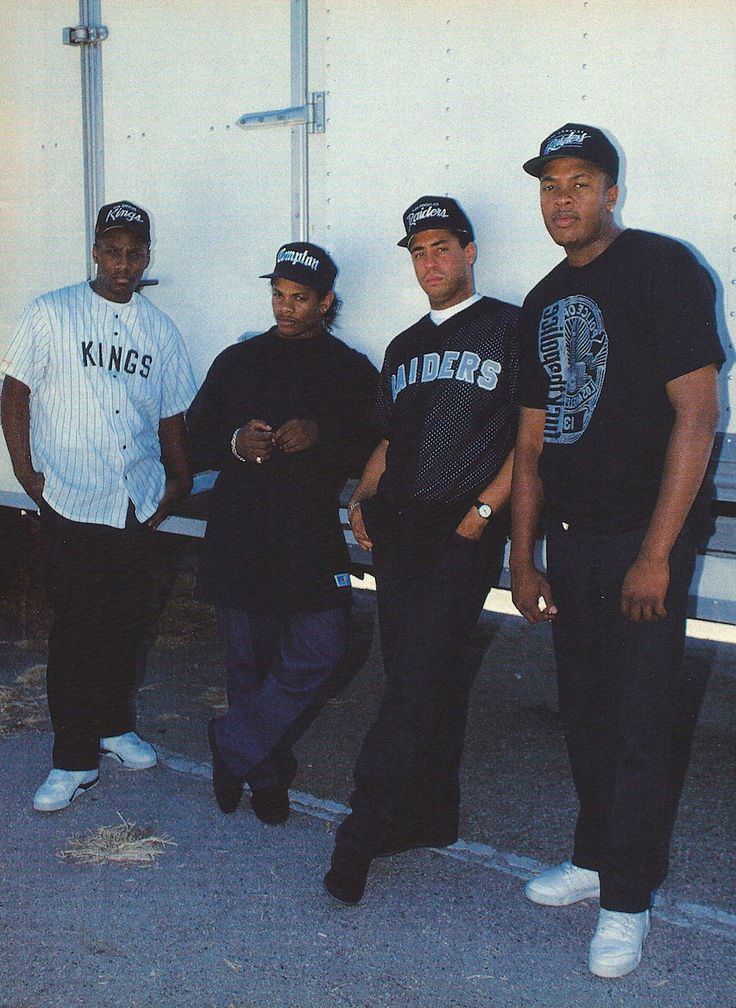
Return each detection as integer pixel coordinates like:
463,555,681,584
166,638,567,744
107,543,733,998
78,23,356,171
474,500,494,520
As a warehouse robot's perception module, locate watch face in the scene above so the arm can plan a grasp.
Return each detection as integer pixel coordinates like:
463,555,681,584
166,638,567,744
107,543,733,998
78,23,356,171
477,503,493,519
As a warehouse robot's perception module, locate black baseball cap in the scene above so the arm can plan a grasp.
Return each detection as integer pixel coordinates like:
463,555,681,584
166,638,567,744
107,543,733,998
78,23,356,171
260,242,337,294
95,201,151,242
523,123,619,182
397,195,474,248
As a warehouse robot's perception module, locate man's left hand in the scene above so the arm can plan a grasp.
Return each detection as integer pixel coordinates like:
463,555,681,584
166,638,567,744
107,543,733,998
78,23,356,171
620,555,670,622
454,507,488,542
273,418,319,454
146,475,193,529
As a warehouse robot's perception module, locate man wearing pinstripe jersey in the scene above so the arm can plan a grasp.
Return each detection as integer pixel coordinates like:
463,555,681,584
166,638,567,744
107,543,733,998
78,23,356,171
1,201,197,812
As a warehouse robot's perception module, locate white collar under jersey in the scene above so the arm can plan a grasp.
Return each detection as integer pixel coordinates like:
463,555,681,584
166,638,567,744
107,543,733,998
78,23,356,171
429,292,482,326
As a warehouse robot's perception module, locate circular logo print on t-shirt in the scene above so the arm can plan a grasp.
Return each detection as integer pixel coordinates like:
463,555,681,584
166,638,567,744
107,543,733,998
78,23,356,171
537,294,608,444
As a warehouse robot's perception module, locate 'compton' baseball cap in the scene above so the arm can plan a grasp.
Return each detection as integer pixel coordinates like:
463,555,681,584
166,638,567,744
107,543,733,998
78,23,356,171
523,123,619,182
260,242,338,294
397,196,474,248
95,201,151,242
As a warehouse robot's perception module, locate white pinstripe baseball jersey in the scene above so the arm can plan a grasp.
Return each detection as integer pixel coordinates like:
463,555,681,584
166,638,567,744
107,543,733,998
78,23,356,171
1,281,197,527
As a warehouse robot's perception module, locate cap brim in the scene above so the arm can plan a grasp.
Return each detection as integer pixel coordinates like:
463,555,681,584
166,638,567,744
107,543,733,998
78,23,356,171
522,155,551,178
96,223,149,239
259,268,333,294
523,153,617,182
398,226,472,249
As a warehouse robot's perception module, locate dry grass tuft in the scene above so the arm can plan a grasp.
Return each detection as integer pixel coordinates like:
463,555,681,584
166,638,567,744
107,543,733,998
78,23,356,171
59,813,176,865
154,572,216,650
0,664,48,735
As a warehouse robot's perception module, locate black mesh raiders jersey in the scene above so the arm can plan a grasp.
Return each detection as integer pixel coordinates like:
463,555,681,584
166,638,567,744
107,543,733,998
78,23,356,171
375,296,520,510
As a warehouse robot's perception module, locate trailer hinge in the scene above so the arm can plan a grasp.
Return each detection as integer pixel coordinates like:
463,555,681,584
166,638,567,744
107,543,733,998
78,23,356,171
237,91,326,134
62,25,108,46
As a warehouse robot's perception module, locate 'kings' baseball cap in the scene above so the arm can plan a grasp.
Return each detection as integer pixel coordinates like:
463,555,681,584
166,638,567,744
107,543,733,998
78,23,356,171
523,123,619,182
397,196,474,248
260,242,338,294
95,201,151,242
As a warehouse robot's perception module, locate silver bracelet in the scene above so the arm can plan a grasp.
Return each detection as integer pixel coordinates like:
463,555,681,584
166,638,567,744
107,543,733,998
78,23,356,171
230,428,248,463
347,499,362,515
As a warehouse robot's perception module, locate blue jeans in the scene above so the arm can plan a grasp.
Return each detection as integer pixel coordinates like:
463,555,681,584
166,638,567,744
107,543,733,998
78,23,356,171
546,520,698,912
213,606,349,790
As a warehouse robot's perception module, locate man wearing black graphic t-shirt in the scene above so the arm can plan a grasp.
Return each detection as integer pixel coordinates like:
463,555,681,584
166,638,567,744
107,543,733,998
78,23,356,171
511,124,724,979
324,196,520,905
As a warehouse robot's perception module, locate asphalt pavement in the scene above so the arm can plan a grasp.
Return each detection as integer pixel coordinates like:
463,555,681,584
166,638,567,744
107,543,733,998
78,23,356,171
0,563,734,1008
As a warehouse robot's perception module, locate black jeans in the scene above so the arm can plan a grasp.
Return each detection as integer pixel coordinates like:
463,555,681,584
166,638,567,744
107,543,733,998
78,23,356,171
546,520,698,912
39,500,159,769
336,511,506,858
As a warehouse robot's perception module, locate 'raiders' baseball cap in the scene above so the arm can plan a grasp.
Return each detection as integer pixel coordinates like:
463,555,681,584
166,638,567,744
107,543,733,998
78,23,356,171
397,195,474,248
260,242,338,294
95,201,151,242
523,123,619,182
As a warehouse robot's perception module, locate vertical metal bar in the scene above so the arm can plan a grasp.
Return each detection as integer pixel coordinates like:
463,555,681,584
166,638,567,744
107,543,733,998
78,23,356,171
79,0,105,277
290,0,308,241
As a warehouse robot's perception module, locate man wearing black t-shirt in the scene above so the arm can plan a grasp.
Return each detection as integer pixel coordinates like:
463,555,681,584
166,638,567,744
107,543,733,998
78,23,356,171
511,124,723,978
324,197,520,905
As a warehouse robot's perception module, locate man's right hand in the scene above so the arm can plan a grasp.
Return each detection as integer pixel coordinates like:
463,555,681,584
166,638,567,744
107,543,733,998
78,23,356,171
234,420,274,464
348,501,373,551
510,562,557,624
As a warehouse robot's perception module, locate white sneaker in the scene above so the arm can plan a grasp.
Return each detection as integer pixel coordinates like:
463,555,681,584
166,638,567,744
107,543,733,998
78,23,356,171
589,908,651,978
525,860,600,906
100,731,157,769
33,768,99,812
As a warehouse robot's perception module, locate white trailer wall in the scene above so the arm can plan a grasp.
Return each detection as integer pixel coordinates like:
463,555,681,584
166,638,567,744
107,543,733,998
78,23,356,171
2,2,733,383
1,0,734,491
319,1,735,432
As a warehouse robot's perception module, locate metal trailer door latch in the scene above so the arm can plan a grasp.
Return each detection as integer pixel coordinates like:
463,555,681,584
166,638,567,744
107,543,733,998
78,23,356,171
62,25,108,45
237,92,326,134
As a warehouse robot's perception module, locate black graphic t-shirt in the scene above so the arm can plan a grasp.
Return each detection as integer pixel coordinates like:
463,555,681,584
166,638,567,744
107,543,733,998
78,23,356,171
375,296,520,518
517,229,724,532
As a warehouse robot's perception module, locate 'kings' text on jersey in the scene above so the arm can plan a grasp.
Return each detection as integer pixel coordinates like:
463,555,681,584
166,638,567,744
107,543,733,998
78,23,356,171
81,340,153,378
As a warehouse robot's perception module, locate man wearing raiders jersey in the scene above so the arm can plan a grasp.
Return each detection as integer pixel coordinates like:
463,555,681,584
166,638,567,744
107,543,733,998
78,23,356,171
324,196,519,905
1,201,196,812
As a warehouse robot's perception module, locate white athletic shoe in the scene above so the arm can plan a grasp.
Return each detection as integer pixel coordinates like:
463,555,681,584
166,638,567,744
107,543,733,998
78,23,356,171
100,731,157,769
525,860,600,906
589,908,651,978
33,768,99,812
